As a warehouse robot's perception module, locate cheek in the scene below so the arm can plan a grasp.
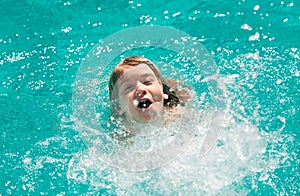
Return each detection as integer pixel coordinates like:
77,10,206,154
152,87,164,101
153,94,163,102
119,93,131,108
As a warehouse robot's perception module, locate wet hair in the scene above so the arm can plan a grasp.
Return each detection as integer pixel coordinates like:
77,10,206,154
109,56,180,116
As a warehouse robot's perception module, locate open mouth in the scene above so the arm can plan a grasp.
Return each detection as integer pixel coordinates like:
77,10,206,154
138,99,153,109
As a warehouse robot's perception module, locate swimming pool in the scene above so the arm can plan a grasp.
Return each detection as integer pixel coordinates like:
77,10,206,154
1,0,299,195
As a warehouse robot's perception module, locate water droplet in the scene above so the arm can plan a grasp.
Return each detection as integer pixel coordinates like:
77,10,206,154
254,5,260,11
133,99,139,106
241,24,252,31
276,79,282,84
259,173,269,181
249,32,260,41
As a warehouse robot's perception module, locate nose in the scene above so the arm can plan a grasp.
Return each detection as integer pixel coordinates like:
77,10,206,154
135,82,146,98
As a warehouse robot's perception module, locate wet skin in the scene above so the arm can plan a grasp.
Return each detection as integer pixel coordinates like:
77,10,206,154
116,63,167,123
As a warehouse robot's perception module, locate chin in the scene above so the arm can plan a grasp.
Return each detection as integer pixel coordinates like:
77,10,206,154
128,103,164,124
141,110,164,123
134,115,155,123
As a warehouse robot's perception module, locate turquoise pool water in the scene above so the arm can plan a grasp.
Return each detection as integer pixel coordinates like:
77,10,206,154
1,0,299,195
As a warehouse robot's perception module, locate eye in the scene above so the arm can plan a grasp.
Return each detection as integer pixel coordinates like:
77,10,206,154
126,86,134,91
122,85,134,94
143,77,154,85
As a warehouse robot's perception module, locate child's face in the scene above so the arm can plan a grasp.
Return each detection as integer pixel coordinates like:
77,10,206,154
116,63,166,123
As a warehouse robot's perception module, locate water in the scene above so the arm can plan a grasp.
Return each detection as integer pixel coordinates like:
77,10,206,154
1,0,299,195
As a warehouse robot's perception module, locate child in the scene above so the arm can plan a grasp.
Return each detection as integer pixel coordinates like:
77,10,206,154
109,56,192,135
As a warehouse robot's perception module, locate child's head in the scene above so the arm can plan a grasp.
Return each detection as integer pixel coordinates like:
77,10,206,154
109,56,179,124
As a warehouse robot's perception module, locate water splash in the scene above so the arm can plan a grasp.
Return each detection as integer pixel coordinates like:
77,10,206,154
66,109,267,194
14,46,298,195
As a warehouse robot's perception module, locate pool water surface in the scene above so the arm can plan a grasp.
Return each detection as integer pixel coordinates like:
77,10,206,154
0,0,299,195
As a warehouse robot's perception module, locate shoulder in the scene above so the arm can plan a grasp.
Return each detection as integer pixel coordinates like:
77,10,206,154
165,78,195,105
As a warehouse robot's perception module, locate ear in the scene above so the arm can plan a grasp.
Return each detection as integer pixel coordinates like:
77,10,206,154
163,94,169,100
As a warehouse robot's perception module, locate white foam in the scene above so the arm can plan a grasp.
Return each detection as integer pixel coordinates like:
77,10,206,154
67,110,268,194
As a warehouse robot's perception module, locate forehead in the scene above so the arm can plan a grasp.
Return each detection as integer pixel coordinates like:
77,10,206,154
119,63,156,81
